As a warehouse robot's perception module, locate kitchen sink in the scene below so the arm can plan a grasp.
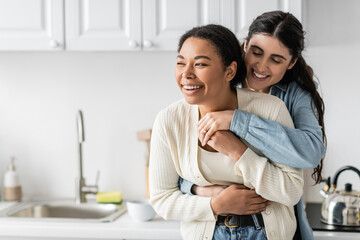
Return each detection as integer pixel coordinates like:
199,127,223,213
0,200,126,222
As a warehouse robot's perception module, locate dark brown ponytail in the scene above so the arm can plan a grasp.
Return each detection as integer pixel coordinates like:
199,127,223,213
287,56,326,184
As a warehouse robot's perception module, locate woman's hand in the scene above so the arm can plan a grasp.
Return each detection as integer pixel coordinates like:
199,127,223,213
210,184,270,215
198,110,234,146
206,130,247,162
192,185,227,197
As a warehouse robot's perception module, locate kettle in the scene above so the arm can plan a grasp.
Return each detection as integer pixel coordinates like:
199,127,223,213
320,165,360,226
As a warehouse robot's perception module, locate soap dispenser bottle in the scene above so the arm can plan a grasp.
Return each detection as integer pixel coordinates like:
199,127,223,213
3,157,22,201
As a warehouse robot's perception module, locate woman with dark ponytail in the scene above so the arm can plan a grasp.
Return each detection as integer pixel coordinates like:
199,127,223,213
180,11,326,240
241,10,326,184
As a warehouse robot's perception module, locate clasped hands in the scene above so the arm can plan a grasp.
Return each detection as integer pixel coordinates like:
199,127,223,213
196,110,269,215
197,110,247,162
199,184,270,215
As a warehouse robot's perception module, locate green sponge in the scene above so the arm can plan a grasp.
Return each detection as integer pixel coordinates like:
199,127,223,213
96,191,122,204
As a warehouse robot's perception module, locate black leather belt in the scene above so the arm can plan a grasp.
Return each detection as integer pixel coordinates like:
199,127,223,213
216,214,265,228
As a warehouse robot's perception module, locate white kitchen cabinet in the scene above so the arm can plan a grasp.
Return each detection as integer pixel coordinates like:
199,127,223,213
65,0,141,51
141,0,220,51
0,0,302,51
65,0,222,51
0,0,64,51
139,0,302,51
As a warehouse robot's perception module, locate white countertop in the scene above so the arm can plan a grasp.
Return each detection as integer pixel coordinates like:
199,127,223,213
0,201,181,240
2,202,359,240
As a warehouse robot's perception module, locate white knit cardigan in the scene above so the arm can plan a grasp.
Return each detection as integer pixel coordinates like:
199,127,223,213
149,88,303,240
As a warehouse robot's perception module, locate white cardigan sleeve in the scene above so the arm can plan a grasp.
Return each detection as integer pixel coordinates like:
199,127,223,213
149,110,216,221
234,102,304,207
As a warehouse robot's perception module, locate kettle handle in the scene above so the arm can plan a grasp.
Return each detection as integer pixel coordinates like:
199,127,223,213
331,165,360,190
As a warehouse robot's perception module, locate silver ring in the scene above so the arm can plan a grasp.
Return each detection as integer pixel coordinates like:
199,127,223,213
202,129,207,133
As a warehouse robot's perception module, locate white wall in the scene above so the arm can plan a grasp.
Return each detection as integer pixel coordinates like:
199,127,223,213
0,52,182,200
0,0,360,203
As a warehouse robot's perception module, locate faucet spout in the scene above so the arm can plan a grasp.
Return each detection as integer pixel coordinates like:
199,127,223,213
77,110,85,180
75,110,98,204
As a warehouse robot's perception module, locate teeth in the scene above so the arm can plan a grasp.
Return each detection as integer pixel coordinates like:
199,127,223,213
183,85,201,90
254,71,267,78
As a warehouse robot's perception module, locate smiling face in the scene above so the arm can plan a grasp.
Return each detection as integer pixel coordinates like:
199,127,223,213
175,37,236,110
244,33,297,93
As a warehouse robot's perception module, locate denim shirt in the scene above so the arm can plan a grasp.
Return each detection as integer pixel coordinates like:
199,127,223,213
179,81,326,240
231,81,325,168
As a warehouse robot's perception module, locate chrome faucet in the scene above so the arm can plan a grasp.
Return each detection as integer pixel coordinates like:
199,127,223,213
75,110,99,204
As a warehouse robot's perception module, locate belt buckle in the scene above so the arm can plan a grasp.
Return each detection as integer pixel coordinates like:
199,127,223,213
224,215,239,228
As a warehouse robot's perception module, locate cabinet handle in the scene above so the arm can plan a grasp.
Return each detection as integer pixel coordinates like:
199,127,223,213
143,40,153,48
128,40,138,48
49,40,59,48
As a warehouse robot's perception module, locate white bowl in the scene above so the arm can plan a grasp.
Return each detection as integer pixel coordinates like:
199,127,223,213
127,199,156,222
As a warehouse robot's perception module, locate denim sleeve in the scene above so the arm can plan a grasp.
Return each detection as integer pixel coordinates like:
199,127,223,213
230,92,326,169
178,177,194,195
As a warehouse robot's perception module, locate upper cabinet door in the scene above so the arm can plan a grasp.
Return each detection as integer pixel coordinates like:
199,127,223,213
220,0,302,40
65,0,141,51
142,0,219,51
0,0,64,51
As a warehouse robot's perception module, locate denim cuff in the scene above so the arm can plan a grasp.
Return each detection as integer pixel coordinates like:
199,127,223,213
230,109,251,139
178,177,194,195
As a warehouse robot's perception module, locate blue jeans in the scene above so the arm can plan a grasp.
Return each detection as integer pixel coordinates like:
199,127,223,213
213,225,267,240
